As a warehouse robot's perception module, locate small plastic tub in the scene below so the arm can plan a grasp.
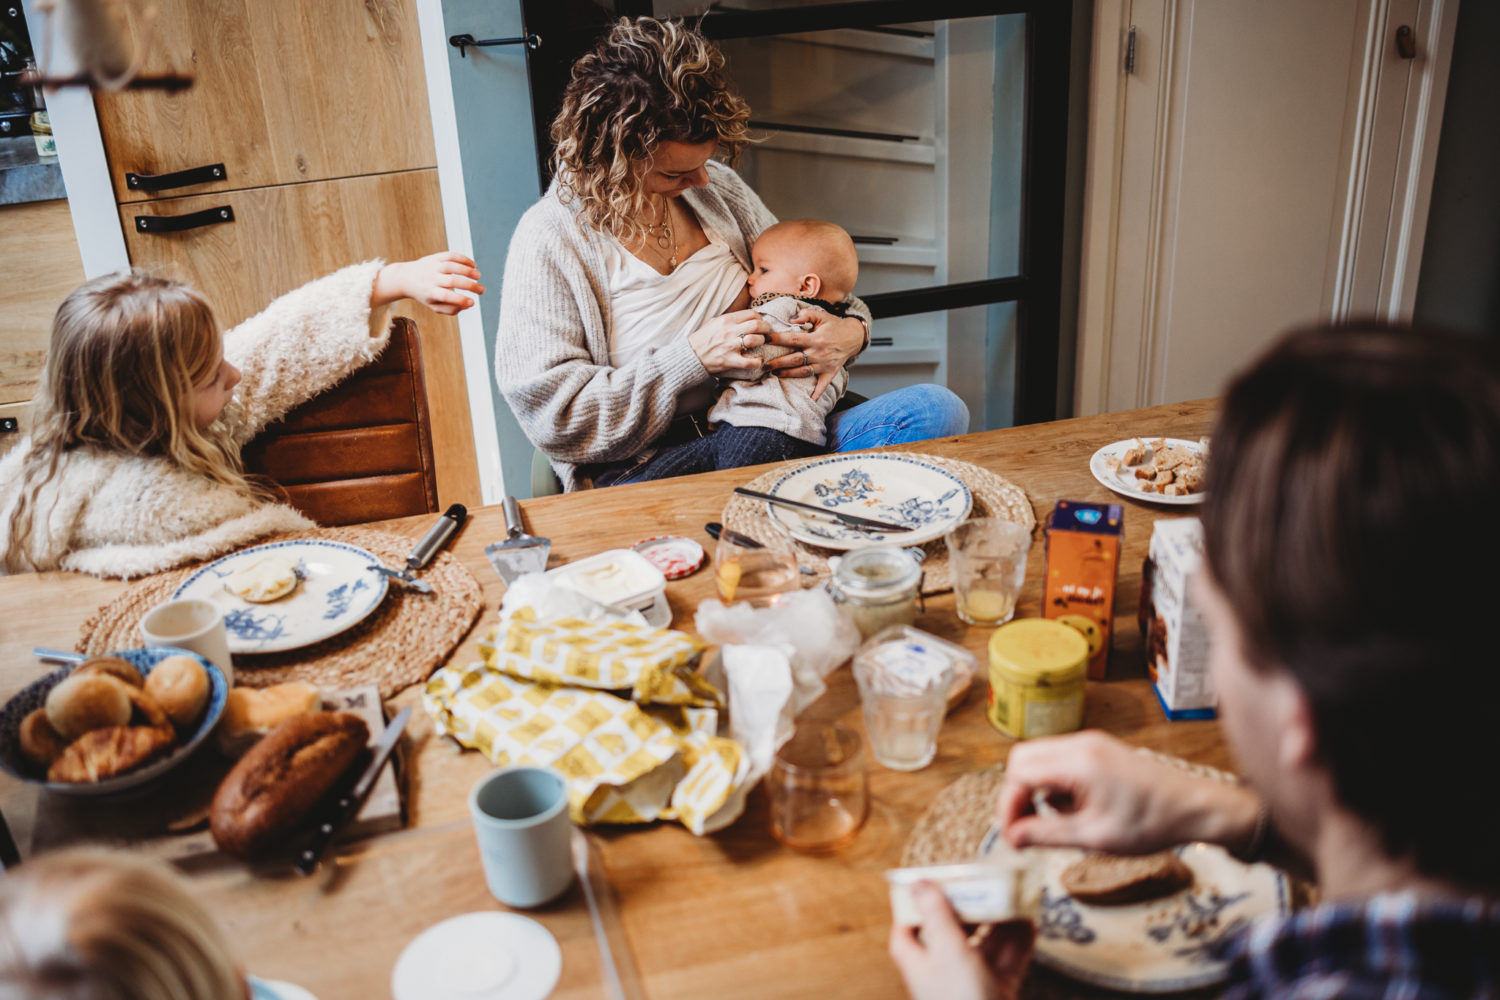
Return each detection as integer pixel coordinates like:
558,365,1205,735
546,549,667,615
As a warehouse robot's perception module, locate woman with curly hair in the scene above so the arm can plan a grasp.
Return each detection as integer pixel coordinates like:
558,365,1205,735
497,17,968,490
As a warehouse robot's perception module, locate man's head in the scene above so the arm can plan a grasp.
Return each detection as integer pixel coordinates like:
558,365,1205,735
748,220,859,304
1200,323,1500,893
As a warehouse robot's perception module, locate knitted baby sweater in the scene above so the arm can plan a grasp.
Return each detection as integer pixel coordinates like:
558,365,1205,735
0,261,390,579
496,160,869,491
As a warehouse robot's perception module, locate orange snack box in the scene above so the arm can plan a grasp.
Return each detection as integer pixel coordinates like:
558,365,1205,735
1042,500,1123,680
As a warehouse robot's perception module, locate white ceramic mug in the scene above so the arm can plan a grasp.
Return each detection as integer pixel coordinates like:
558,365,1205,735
139,598,233,685
469,766,574,908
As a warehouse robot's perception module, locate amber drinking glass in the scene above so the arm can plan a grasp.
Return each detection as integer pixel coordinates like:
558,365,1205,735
768,722,868,852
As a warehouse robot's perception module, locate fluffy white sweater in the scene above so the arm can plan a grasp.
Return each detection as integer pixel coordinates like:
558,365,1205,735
0,261,390,579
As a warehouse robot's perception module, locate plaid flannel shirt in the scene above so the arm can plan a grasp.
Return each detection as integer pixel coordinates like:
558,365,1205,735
1220,891,1500,999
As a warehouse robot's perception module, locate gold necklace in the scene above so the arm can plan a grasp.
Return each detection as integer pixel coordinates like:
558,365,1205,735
645,196,679,270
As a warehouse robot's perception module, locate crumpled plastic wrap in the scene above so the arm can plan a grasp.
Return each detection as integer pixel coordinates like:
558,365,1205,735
695,589,862,778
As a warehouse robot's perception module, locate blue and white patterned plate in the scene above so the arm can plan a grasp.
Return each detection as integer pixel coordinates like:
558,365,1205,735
0,647,229,797
173,540,389,654
764,454,973,551
978,827,1290,993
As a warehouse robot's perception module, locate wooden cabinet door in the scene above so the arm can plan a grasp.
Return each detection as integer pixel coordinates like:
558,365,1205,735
94,0,435,203
119,169,480,508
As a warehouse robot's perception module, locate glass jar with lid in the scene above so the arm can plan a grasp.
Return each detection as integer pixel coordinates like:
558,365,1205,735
830,547,922,639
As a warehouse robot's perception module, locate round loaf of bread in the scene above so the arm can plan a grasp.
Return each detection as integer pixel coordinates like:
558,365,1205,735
44,673,133,740
209,711,369,861
143,654,210,729
18,708,70,769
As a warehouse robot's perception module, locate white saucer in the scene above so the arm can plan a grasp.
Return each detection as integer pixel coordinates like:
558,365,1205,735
391,912,562,1000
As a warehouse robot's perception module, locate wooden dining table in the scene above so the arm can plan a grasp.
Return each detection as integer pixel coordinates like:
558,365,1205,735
0,398,1227,1000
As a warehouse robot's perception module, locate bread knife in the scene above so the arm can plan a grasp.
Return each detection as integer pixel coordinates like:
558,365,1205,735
294,704,411,876
732,487,913,532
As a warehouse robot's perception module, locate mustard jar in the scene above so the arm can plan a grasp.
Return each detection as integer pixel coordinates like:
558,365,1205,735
830,547,922,639
986,619,1088,739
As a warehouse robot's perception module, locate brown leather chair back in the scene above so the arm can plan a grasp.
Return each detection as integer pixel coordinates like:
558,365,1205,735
242,316,439,525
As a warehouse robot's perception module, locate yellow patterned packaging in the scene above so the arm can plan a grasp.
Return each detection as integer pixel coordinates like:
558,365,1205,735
424,661,749,834
477,611,719,708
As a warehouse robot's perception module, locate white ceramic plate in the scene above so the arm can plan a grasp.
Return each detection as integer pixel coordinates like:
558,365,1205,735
173,540,389,654
978,828,1289,993
763,454,973,551
391,912,561,1000
1090,438,1207,506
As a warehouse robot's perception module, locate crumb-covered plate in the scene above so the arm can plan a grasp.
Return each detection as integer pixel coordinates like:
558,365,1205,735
978,828,1289,993
1090,438,1207,506
173,540,388,654
763,454,972,551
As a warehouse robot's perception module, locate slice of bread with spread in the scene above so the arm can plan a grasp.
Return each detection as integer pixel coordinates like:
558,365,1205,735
1059,850,1194,905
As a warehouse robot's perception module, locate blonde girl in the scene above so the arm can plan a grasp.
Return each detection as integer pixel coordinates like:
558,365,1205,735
0,253,481,578
0,847,264,999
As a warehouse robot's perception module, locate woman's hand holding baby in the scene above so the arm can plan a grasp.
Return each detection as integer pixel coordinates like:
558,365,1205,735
766,309,865,401
689,310,771,376
372,251,484,315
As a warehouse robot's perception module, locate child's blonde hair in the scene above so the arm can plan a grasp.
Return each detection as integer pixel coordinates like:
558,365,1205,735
4,270,257,572
0,847,245,999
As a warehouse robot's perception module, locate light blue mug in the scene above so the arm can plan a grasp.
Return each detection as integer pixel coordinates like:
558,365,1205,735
468,766,574,908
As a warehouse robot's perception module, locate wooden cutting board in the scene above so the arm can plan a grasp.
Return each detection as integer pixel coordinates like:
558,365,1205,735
30,685,405,868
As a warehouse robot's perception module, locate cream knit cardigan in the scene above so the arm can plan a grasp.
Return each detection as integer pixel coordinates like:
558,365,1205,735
0,261,390,579
496,160,869,492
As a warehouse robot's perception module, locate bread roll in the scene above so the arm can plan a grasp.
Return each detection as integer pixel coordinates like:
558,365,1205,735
75,656,143,687
18,708,69,769
214,683,322,757
1059,851,1194,905
47,725,176,783
209,712,369,861
144,654,210,729
45,673,133,740
121,684,173,732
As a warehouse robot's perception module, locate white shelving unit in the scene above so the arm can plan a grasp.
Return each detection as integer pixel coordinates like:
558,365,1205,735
718,18,1008,418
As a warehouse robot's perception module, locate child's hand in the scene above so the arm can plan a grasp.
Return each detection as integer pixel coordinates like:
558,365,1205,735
373,252,484,314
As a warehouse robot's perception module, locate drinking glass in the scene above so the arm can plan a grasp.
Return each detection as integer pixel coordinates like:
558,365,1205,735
853,629,958,771
768,722,868,852
713,529,801,606
945,518,1031,626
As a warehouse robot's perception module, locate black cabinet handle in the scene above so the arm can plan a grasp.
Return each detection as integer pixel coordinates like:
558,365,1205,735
134,206,235,234
449,33,541,57
125,163,227,192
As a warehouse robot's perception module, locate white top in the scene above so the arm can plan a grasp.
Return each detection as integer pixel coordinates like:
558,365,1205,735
604,229,747,415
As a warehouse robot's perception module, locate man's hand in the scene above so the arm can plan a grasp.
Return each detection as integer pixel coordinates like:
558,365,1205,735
888,883,1034,1000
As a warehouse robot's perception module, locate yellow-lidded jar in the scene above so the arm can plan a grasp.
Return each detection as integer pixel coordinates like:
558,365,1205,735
986,619,1088,739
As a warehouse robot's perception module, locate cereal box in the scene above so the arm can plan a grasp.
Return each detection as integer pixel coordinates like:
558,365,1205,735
1042,500,1123,680
1142,517,1216,719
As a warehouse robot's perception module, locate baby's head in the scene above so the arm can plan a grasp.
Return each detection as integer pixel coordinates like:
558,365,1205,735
0,847,246,1000
748,219,859,304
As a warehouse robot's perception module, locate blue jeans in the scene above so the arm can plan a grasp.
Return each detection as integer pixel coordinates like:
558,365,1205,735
596,383,969,486
827,383,970,451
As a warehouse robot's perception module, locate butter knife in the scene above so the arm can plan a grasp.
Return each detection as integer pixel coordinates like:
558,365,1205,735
733,487,913,533
294,704,411,875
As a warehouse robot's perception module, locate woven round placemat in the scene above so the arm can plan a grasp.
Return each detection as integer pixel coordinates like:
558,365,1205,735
76,527,484,700
902,750,1244,868
722,451,1035,595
